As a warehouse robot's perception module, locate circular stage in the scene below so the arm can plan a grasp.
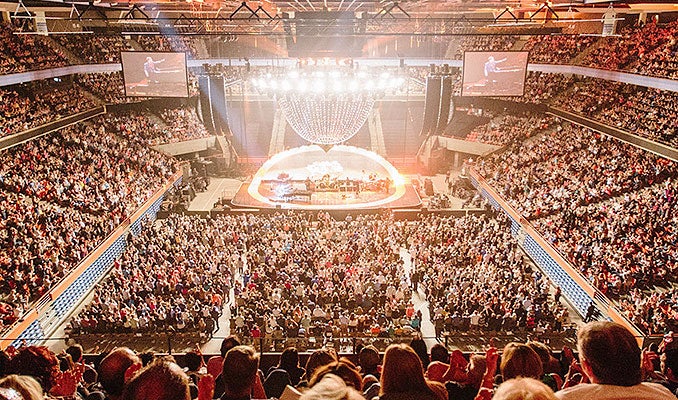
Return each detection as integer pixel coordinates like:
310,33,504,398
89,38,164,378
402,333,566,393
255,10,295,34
231,145,422,210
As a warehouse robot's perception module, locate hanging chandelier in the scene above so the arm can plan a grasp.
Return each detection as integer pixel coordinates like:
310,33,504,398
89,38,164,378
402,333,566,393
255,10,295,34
251,69,405,145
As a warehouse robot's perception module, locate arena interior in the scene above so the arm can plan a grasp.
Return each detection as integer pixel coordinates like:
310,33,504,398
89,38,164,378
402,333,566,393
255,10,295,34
0,0,677,399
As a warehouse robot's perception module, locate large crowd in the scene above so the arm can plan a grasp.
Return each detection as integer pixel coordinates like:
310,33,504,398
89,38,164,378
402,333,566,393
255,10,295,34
75,72,137,104
71,213,230,335
554,78,678,147
411,213,568,335
475,118,677,335
0,115,177,327
0,21,677,81
105,106,212,146
505,72,575,105
581,21,678,79
134,35,205,59
0,83,97,138
464,113,556,146
53,34,134,64
0,120,176,218
67,205,572,344
0,23,67,74
446,36,517,60
0,18,676,400
524,35,597,65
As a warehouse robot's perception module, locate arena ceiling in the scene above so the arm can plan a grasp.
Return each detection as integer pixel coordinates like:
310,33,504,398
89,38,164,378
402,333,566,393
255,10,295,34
2,0,678,36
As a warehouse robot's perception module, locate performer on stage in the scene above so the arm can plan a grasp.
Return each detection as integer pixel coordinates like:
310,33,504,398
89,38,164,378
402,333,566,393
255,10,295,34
484,56,508,84
144,57,166,83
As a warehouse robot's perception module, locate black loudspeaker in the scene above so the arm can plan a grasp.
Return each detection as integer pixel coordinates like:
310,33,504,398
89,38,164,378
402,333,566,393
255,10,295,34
198,76,215,131
420,76,441,137
436,76,453,134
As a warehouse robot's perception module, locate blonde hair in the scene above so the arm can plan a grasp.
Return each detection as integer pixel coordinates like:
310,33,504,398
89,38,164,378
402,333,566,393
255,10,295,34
300,374,364,400
493,378,557,400
0,375,44,400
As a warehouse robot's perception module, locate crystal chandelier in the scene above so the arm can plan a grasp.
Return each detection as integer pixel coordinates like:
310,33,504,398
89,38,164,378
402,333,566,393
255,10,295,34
277,93,374,144
251,69,405,145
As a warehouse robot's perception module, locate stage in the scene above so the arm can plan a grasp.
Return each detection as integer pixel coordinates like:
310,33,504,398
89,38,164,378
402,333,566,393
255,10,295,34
230,145,422,210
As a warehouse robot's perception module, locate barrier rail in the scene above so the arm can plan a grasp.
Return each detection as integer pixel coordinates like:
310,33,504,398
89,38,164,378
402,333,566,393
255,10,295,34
467,168,646,343
0,170,184,349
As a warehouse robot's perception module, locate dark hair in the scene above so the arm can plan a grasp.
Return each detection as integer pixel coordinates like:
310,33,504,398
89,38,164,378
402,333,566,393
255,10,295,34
304,349,338,381
98,348,141,397
279,348,299,371
577,322,641,386
380,344,436,398
183,352,202,372
358,346,381,371
8,346,59,391
664,349,678,376
220,336,241,358
65,345,84,363
58,353,75,372
222,346,259,397
0,351,10,377
500,343,543,380
409,338,430,369
430,344,450,364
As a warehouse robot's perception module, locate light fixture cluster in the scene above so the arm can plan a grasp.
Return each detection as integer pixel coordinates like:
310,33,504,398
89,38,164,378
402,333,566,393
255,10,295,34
250,70,406,95
251,68,405,145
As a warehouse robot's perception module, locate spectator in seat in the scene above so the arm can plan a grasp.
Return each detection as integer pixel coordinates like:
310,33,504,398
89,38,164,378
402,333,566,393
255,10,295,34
0,375,44,400
221,346,259,400
207,336,240,379
493,377,557,400
379,344,445,400
358,345,381,380
299,374,364,400
121,359,190,400
555,321,676,400
97,348,142,400
500,343,543,381
444,354,487,400
7,346,59,394
299,349,338,388
272,348,305,387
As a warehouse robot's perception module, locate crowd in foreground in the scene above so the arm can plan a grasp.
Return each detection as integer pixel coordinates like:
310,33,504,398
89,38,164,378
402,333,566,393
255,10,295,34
0,321,676,400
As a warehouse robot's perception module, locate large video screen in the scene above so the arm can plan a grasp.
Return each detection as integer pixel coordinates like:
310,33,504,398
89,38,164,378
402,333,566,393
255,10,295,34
461,51,529,97
121,52,188,97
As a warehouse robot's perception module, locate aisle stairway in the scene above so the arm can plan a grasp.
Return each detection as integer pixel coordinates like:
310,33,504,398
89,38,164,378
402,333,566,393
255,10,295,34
45,37,81,65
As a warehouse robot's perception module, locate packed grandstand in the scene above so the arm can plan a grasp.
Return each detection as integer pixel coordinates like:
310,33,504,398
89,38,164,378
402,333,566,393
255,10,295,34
0,3,677,400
